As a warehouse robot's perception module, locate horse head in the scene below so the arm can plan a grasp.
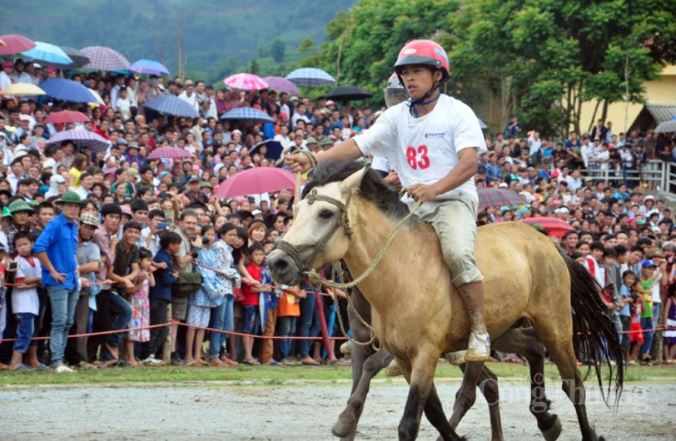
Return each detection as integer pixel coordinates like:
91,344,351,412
268,164,368,286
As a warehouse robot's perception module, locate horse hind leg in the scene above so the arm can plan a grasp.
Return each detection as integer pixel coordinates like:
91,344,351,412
494,327,561,441
332,347,393,439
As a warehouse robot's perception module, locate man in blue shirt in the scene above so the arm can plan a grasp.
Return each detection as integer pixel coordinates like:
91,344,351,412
34,191,82,373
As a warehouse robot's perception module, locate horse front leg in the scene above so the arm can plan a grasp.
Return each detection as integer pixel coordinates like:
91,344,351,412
398,349,464,441
332,347,393,439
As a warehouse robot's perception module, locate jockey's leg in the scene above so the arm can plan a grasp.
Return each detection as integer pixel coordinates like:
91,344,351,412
423,194,490,363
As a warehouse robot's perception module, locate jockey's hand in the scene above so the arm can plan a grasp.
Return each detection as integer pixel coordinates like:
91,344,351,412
284,153,311,174
383,171,402,191
405,183,438,204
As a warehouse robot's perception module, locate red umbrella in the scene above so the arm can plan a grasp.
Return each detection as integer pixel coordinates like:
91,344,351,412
0,34,35,56
478,188,524,210
147,147,193,160
214,167,296,198
44,110,90,124
521,216,574,237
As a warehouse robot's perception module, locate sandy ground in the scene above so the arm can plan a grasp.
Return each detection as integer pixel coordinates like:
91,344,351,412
1,379,674,440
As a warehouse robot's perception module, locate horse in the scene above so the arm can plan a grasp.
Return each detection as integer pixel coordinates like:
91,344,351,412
269,161,623,441
335,286,557,441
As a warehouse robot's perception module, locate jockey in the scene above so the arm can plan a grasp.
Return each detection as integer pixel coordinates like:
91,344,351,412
287,39,490,362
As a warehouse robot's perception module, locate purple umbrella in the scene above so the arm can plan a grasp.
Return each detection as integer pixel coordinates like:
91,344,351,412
80,46,130,71
46,128,110,153
130,59,170,76
263,76,299,95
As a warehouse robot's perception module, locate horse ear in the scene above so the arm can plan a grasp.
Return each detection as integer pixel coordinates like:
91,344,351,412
339,166,368,194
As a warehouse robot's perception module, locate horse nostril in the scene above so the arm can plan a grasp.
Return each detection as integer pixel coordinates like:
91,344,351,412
274,257,289,271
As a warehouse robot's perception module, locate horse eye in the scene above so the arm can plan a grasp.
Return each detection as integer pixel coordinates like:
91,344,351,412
319,209,334,219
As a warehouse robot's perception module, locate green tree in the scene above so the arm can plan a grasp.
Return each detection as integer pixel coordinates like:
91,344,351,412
298,38,315,54
271,39,286,63
250,58,260,74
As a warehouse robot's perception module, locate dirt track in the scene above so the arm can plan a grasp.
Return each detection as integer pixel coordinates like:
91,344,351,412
2,379,674,440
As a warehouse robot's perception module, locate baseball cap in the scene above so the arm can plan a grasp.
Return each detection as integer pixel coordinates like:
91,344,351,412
641,259,657,268
2,60,13,68
50,175,66,185
80,213,99,228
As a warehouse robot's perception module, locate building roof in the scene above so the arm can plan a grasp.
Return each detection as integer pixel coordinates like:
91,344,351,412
645,103,676,124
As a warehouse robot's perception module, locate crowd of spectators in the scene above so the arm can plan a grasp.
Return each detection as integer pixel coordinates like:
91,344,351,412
0,57,674,372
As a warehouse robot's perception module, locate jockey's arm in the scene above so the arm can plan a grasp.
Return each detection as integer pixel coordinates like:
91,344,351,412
286,139,362,174
406,148,479,204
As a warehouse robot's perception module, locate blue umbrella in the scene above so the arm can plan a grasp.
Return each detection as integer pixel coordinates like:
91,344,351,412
286,67,336,87
130,59,170,76
143,95,199,118
250,140,283,161
22,41,73,65
220,107,274,123
46,128,110,153
40,79,96,103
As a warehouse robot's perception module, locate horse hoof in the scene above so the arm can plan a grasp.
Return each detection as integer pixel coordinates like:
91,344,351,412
332,418,356,438
542,415,562,441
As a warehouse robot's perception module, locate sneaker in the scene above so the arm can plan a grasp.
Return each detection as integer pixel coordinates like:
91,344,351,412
170,355,186,366
465,331,491,362
143,355,165,366
281,357,302,366
54,363,75,374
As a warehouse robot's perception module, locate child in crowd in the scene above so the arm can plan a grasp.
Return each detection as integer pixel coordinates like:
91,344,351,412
617,270,635,356
663,284,676,363
127,248,154,367
9,233,42,371
638,260,656,363
626,271,643,365
240,244,272,365
277,284,306,365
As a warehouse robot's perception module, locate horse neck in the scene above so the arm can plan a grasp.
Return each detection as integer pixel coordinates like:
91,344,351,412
342,196,416,312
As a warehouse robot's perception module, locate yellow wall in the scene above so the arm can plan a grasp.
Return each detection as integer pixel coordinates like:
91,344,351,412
578,65,676,134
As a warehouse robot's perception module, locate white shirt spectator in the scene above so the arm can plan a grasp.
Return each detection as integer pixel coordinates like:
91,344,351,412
178,90,199,112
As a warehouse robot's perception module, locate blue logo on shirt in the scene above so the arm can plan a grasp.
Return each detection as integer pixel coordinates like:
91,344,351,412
425,132,445,139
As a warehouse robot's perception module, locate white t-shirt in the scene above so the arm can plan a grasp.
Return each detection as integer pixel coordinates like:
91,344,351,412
353,95,486,207
12,256,42,315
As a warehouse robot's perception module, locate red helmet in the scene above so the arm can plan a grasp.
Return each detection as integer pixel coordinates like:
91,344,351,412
394,40,449,79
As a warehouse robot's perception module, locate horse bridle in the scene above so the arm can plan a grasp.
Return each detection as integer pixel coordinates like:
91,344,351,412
276,188,354,275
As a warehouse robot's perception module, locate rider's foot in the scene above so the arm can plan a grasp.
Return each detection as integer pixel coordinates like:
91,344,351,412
465,331,491,362
384,359,402,377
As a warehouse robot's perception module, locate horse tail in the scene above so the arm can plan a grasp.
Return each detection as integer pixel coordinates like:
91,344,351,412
563,253,624,407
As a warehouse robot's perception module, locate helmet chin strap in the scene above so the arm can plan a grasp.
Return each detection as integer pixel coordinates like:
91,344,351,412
406,83,441,117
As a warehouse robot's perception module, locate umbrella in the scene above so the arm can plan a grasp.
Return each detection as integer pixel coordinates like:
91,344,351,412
0,83,45,97
220,107,273,123
143,95,199,118
21,41,72,65
40,78,97,103
0,34,35,56
130,59,170,76
44,110,90,124
325,85,372,102
263,76,299,95
46,128,110,153
87,88,105,105
59,47,90,68
286,67,336,87
521,216,574,237
148,147,193,160
214,167,296,198
224,73,269,91
478,188,524,210
80,46,131,71
654,115,676,134
250,140,283,161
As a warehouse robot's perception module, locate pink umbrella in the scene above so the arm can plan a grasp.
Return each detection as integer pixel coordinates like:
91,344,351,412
0,34,35,56
214,167,296,198
263,76,299,95
224,73,269,91
148,147,193,160
44,110,90,124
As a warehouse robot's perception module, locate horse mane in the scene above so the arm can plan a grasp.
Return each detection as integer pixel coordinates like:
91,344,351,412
302,160,411,220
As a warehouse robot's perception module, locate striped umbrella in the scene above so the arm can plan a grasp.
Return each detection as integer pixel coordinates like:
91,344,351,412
0,83,45,97
46,128,110,153
224,73,269,91
478,188,524,210
521,216,574,237
148,147,193,160
220,107,273,123
263,76,299,95
143,95,199,118
130,59,170,76
21,41,72,65
40,79,97,103
286,67,336,87
80,46,130,71
44,110,90,124
0,34,35,56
